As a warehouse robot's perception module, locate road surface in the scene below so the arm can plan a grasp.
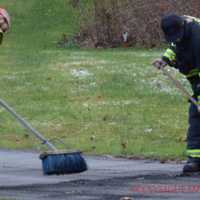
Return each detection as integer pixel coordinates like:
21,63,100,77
0,150,200,200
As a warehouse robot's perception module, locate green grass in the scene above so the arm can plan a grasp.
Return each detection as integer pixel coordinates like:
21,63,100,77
0,0,189,159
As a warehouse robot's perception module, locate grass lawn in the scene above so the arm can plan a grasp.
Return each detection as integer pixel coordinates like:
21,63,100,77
0,0,190,160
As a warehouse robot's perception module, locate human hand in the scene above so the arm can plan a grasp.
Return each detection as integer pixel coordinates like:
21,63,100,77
152,59,167,69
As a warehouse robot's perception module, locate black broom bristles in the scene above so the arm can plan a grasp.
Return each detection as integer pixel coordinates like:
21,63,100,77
40,152,88,175
0,99,88,175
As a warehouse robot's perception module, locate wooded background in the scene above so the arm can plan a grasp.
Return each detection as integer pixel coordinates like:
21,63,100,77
74,0,200,48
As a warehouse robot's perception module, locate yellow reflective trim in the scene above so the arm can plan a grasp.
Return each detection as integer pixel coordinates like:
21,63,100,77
187,149,200,154
163,49,176,61
186,69,200,78
191,69,199,73
187,149,200,157
189,155,200,158
187,150,200,153
198,96,200,105
184,15,200,24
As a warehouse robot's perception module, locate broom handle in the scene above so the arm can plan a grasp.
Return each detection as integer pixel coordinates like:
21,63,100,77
0,99,58,151
160,67,199,107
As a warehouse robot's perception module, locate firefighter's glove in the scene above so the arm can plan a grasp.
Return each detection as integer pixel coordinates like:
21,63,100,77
152,59,167,70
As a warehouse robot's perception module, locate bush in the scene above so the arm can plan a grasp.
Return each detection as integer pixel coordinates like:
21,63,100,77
79,0,200,48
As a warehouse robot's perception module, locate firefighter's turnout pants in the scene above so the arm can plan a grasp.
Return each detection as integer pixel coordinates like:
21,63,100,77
187,103,200,160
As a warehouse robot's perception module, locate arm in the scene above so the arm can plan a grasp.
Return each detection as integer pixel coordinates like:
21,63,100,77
187,75,200,105
187,76,200,112
189,28,200,106
152,44,177,69
193,37,200,72
162,46,177,67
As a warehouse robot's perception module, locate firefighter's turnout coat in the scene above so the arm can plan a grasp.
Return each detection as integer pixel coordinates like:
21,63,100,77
162,16,200,159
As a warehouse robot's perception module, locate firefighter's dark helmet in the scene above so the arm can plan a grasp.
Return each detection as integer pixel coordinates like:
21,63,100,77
161,14,184,43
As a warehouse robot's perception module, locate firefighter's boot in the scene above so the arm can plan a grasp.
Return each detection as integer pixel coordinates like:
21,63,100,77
183,158,200,174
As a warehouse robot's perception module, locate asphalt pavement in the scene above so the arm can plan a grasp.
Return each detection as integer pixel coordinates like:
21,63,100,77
0,150,200,200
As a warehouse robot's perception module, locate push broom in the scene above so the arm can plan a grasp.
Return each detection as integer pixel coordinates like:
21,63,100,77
0,99,88,175
160,67,199,107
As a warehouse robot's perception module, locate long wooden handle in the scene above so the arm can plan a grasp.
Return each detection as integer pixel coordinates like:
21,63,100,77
160,67,199,107
0,99,58,151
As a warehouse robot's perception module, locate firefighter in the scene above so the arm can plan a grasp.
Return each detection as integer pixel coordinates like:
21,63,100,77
153,14,200,174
